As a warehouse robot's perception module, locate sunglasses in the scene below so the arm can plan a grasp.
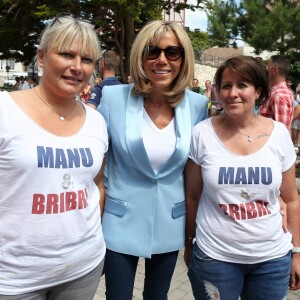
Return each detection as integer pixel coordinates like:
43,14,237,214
145,46,184,61
50,15,94,29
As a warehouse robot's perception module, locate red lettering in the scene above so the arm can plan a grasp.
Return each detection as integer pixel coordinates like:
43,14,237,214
246,202,257,219
46,194,59,214
60,193,65,213
255,200,267,216
229,204,240,220
240,203,246,220
32,194,45,214
219,204,228,215
78,189,88,209
65,192,77,211
264,202,271,214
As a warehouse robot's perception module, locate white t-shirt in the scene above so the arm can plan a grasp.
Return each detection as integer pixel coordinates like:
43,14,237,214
190,118,295,264
142,108,176,174
0,92,108,295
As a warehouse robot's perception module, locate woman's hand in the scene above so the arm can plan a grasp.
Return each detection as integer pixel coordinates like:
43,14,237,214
289,254,300,290
279,196,288,233
184,243,193,268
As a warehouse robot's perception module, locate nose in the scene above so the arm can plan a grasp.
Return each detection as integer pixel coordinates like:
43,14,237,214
70,56,82,73
156,50,168,64
228,85,239,98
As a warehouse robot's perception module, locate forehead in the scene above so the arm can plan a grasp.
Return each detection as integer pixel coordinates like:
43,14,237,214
150,31,180,46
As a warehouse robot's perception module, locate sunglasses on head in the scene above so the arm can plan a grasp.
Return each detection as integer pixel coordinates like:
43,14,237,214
50,15,94,29
144,46,184,61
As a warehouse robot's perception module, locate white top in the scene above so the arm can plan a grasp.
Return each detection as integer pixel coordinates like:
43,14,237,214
142,108,176,174
190,118,295,264
0,92,108,295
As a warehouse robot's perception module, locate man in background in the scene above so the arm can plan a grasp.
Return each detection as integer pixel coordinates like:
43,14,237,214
259,55,294,131
87,50,122,109
191,78,204,94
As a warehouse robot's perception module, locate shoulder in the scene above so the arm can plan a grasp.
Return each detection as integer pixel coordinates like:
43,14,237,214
186,90,208,107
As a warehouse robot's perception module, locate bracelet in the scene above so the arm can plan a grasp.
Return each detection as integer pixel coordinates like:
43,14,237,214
292,247,300,254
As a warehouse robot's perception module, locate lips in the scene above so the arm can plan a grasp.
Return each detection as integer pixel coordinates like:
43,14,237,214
62,75,82,82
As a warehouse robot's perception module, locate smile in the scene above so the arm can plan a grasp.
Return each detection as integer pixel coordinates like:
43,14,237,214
153,70,170,74
62,76,82,82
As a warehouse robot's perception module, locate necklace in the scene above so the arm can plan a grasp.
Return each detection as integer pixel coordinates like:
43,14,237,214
34,88,76,121
237,130,270,143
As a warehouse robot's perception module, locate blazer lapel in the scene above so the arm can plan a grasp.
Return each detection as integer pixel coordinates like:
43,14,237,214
125,89,155,177
157,92,191,178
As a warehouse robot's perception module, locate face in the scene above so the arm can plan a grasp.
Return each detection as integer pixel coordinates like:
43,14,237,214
286,79,292,87
219,68,260,117
143,31,182,92
38,37,95,98
192,79,198,87
205,80,211,88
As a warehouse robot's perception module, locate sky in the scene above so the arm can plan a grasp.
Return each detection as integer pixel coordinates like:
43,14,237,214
185,0,209,31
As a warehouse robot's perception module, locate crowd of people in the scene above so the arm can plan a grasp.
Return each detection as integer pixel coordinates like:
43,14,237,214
0,15,300,300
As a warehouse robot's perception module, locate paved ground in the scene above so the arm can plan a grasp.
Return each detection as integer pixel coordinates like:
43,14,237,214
94,249,300,300
94,156,300,300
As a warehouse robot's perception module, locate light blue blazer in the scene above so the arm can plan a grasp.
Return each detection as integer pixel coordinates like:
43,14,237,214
98,84,208,258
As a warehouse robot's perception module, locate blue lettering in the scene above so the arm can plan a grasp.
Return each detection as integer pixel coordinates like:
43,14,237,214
80,148,93,167
67,149,81,168
37,146,54,168
235,168,247,184
218,167,234,184
37,146,93,168
261,167,272,185
248,167,260,184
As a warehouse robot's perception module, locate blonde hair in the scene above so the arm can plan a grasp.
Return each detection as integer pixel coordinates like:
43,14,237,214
130,20,195,106
38,16,101,62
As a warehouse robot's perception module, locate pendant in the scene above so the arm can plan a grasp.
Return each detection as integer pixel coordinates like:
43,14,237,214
247,136,253,143
60,115,65,121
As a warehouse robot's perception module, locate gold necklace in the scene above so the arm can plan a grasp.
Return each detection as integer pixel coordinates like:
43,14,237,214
237,130,270,143
34,87,76,121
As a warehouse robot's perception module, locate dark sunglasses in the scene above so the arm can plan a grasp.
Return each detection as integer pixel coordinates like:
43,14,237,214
145,46,184,61
50,15,94,29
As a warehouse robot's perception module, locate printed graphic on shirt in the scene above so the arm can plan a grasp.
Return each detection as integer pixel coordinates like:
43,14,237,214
218,167,272,185
33,146,95,214
37,146,93,168
218,166,273,221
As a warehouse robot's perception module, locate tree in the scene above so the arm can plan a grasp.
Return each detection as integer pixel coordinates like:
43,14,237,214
0,0,208,82
207,0,300,55
206,0,239,47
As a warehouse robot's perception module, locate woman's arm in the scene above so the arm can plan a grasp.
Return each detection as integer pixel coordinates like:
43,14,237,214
94,156,106,218
280,164,300,290
184,158,203,268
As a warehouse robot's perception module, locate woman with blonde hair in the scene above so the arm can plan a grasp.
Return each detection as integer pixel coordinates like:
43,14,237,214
98,20,208,299
0,16,107,299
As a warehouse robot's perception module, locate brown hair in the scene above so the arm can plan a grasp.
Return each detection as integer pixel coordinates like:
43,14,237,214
214,55,270,108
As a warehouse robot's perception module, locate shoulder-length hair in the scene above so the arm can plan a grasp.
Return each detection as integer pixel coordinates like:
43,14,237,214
214,55,270,108
130,20,195,106
38,15,101,62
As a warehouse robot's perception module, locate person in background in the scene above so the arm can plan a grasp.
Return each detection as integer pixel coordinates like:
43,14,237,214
191,78,204,94
98,20,208,300
19,76,30,90
185,56,300,299
12,76,20,91
259,55,294,131
286,76,295,97
80,82,91,103
127,75,132,83
27,76,36,89
0,16,107,299
204,79,212,100
87,50,122,109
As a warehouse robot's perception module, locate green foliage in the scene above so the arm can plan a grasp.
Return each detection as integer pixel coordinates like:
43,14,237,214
0,0,209,81
187,28,213,53
207,0,300,55
207,0,239,47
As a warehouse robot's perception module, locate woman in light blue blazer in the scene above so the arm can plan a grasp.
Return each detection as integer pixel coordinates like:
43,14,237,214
98,20,208,300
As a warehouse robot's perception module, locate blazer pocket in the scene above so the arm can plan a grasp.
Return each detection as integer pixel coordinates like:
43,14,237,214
105,197,127,217
172,201,186,219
